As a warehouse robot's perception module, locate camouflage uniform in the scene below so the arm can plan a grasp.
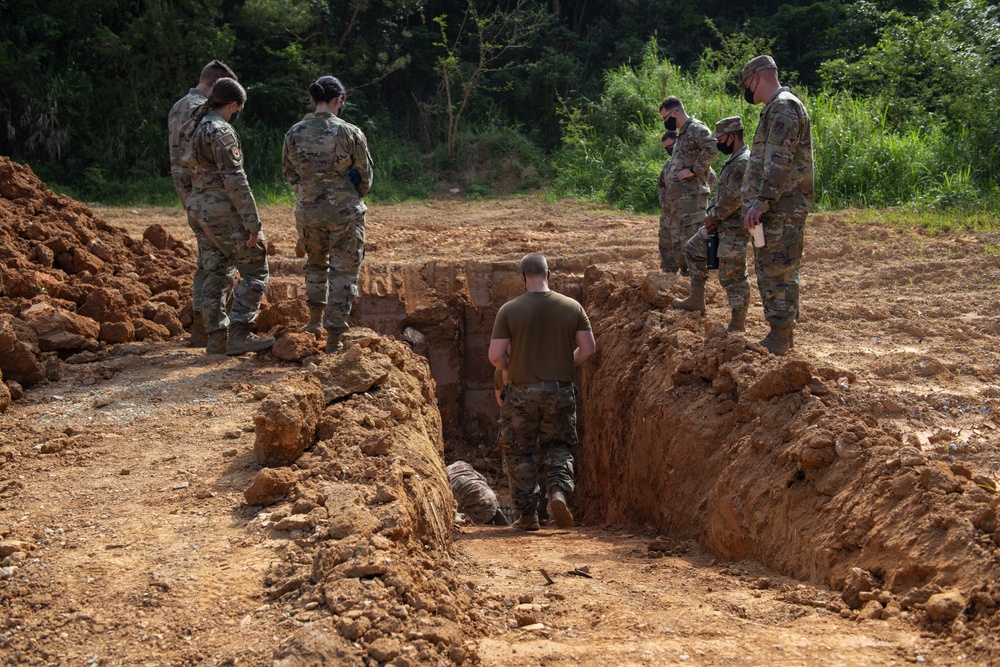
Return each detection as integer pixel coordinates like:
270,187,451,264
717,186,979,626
664,117,719,275
447,461,500,524
181,110,268,332
497,383,577,517
168,89,234,313
684,143,751,312
657,157,679,273
742,88,814,331
282,112,374,335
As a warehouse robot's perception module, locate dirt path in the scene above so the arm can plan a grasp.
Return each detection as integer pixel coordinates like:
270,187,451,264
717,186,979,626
455,527,934,666
4,198,999,665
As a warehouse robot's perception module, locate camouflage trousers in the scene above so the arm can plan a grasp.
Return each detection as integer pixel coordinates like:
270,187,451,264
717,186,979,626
753,213,805,330
657,210,680,273
447,461,499,524
497,383,577,516
298,211,366,335
683,220,751,313
196,211,269,332
665,193,710,276
187,210,234,313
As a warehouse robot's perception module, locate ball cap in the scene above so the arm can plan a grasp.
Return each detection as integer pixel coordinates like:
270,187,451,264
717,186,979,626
738,55,777,89
710,116,743,139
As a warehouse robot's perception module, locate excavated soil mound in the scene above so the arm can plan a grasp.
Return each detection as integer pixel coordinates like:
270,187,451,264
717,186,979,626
579,265,1000,661
0,158,195,396
251,330,486,665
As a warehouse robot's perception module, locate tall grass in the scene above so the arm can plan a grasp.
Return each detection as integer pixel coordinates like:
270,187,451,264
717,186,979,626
552,40,999,214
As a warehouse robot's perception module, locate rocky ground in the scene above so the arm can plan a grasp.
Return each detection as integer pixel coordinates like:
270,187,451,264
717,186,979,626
1,160,999,664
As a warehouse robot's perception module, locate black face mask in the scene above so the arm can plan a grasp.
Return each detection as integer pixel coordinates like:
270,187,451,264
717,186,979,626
716,138,734,155
664,144,674,156
663,115,677,131
743,77,757,105
229,110,241,123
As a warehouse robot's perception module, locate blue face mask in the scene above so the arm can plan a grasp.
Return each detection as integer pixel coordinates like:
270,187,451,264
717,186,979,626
229,109,241,123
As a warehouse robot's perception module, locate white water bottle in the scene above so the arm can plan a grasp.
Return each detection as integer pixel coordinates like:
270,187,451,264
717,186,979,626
751,222,765,248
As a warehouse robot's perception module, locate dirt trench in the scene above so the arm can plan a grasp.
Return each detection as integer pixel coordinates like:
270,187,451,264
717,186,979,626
3,178,1000,664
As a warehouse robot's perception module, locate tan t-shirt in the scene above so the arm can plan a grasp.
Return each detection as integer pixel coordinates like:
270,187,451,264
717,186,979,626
491,291,591,384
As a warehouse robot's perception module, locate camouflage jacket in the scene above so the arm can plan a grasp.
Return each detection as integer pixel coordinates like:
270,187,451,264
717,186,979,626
657,158,672,210
167,88,207,207
180,110,262,233
282,112,373,220
706,145,750,226
664,117,719,198
742,87,814,217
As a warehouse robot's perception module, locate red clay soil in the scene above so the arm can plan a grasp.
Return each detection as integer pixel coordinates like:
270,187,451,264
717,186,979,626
2,157,1000,664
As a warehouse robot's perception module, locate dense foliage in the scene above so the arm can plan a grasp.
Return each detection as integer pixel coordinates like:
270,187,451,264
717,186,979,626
1,0,997,210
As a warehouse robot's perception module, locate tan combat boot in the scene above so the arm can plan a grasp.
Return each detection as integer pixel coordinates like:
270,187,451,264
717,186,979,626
205,328,228,355
299,305,324,335
727,306,748,333
671,282,706,313
326,331,344,354
189,312,209,348
547,490,574,528
512,512,540,531
226,322,275,355
759,327,792,356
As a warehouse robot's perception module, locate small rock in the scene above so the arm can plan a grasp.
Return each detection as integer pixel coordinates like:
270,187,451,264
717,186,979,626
860,600,883,620
222,448,238,458
244,467,296,506
367,637,401,663
842,568,876,610
925,590,965,623
0,541,27,557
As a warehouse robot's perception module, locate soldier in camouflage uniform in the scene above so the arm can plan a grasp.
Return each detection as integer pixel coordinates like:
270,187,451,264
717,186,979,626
282,76,373,354
674,116,752,333
180,78,274,356
658,97,720,278
168,60,237,346
447,461,509,525
657,131,680,273
739,56,814,355
488,253,596,531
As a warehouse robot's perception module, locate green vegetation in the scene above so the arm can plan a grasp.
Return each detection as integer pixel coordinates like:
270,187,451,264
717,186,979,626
2,0,998,216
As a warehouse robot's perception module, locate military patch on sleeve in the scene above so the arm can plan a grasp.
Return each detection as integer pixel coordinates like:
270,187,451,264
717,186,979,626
219,132,237,148
230,145,242,162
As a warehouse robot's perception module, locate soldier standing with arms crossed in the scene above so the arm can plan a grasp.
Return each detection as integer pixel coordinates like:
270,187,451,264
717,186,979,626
282,76,373,354
739,56,814,355
488,253,596,531
659,97,719,280
168,60,238,347
674,116,751,332
182,78,275,355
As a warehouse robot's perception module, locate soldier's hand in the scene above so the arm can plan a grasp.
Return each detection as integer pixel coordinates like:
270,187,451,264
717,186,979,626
675,168,695,181
247,231,260,248
744,207,763,230
705,218,717,231
294,239,306,258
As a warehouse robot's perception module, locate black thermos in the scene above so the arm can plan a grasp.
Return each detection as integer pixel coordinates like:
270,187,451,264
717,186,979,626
706,229,720,270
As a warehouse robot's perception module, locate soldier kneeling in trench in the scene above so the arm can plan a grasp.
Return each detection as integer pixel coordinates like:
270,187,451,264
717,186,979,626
488,253,596,531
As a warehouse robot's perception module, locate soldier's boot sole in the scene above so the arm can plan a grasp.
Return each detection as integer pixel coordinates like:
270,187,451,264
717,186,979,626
548,492,574,529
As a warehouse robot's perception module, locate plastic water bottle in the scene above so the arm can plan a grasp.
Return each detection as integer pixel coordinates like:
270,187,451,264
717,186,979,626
751,223,766,248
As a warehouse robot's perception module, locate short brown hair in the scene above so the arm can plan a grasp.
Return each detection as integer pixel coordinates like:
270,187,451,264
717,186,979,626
200,60,237,86
519,253,548,277
659,96,683,113
661,130,678,142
